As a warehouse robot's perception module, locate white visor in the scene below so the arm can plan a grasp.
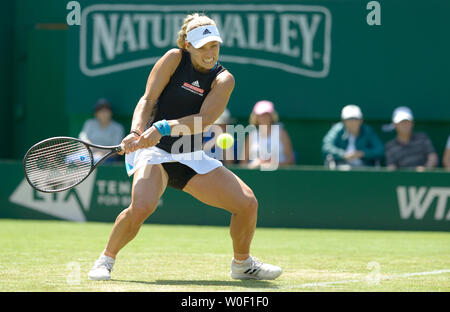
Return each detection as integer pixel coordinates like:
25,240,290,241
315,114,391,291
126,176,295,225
186,25,223,48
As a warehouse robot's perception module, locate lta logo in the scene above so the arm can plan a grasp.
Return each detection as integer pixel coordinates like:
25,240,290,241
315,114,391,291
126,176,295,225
9,174,96,222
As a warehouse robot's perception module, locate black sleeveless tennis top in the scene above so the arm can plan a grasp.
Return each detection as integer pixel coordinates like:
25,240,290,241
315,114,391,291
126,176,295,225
151,50,226,153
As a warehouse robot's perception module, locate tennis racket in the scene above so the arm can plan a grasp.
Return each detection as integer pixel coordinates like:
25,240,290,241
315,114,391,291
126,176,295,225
23,136,123,193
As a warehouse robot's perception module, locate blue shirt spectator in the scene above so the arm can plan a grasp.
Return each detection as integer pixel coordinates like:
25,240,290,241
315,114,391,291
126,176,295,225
79,99,124,162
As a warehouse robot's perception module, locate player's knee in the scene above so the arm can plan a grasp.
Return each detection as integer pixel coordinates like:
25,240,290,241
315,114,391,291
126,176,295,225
128,200,158,225
241,191,258,216
248,195,258,215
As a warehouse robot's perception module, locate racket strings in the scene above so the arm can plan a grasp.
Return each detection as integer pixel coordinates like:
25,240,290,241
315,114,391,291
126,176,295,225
25,147,90,173
25,144,82,161
24,140,75,156
24,138,92,192
25,144,91,190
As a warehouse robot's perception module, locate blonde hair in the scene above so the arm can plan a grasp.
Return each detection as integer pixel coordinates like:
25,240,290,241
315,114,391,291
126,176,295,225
249,111,279,126
177,13,217,50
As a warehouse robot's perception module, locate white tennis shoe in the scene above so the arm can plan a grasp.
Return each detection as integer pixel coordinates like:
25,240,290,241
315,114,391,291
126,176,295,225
88,255,115,281
230,256,282,280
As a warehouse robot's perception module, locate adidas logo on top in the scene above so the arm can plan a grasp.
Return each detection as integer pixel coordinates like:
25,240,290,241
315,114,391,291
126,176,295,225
203,28,211,35
192,80,200,87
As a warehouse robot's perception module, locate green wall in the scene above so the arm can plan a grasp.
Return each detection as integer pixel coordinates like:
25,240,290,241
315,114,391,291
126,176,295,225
0,1,15,159
66,0,450,120
2,161,449,231
6,0,450,166
11,0,68,159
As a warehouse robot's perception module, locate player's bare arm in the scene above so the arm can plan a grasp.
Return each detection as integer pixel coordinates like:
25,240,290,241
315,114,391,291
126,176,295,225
122,49,181,153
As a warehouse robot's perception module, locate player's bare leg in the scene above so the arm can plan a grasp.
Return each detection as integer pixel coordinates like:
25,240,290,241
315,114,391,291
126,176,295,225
88,164,168,280
183,166,282,280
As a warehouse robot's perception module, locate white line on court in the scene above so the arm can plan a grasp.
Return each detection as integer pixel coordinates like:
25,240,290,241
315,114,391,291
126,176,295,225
279,269,450,290
235,269,450,291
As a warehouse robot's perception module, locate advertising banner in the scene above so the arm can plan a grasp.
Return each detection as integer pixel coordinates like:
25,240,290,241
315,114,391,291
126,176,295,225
66,1,450,120
2,161,449,231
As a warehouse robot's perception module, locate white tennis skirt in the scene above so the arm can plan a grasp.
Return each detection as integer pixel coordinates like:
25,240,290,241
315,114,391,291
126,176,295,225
125,146,223,176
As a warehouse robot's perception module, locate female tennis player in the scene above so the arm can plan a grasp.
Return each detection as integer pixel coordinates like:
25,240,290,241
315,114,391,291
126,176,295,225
88,13,282,281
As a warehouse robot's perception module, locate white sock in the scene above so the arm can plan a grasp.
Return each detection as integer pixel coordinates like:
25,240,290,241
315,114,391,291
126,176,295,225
233,257,250,265
100,254,115,263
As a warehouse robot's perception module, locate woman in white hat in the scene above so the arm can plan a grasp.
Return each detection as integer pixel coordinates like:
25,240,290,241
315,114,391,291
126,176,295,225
241,100,295,169
88,13,282,281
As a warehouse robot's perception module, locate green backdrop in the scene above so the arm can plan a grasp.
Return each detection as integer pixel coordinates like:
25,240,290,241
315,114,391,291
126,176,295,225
4,0,450,165
2,161,449,231
66,0,450,120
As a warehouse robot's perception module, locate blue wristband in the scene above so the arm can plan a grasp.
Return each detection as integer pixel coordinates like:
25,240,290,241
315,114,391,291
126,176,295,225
153,119,171,136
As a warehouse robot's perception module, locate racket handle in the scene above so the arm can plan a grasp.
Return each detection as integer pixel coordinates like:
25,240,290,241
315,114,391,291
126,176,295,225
115,144,125,153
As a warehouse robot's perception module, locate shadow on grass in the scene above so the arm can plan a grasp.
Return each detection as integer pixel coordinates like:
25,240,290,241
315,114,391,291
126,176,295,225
111,279,278,289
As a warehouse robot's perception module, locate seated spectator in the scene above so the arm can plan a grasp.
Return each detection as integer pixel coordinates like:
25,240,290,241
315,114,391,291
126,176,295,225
385,106,438,170
203,109,237,165
79,98,124,162
241,100,295,169
322,105,384,168
443,135,450,170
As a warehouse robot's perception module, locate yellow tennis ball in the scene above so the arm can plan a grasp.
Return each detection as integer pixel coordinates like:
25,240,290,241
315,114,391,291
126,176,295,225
216,133,234,150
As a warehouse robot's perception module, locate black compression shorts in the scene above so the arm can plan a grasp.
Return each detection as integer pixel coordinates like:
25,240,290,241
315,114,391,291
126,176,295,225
161,162,198,190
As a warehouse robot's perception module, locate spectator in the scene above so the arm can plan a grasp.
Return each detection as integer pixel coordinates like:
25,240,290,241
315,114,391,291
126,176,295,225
443,135,450,170
241,100,295,169
322,105,384,168
203,108,237,165
385,107,438,170
79,98,124,162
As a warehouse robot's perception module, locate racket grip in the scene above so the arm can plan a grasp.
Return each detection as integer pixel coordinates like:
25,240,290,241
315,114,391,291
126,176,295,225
116,144,125,153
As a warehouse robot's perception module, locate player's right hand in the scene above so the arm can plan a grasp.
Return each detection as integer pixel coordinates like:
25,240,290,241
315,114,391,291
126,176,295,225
132,126,162,150
120,133,140,155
